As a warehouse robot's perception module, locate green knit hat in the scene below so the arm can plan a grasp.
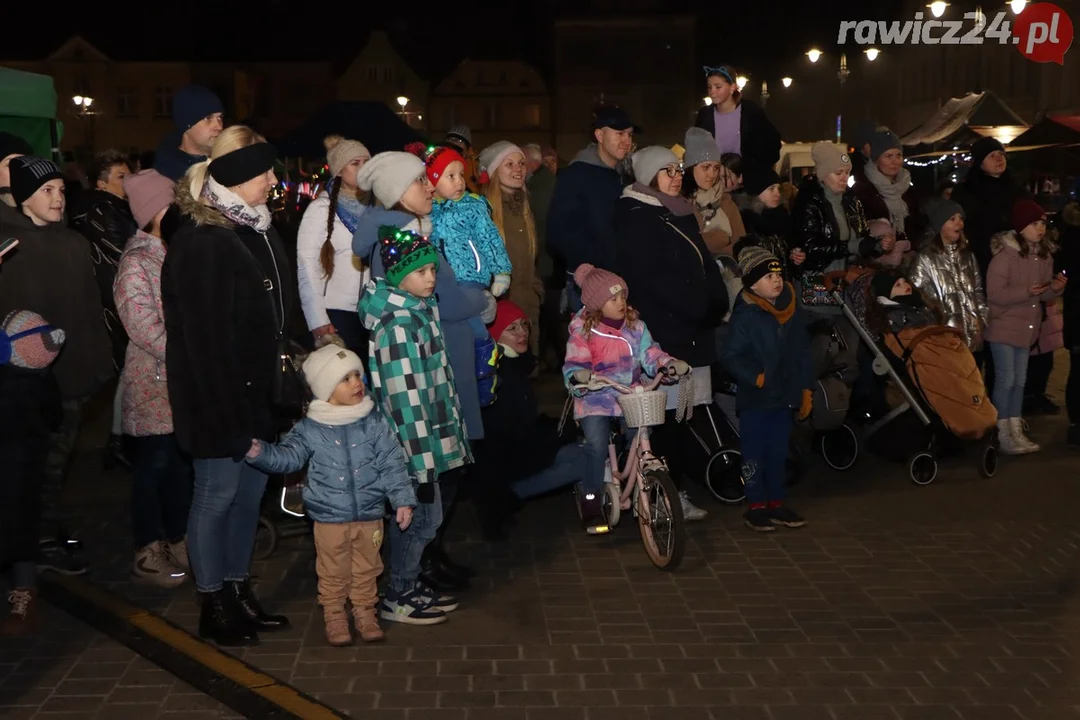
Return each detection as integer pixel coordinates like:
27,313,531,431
378,225,440,287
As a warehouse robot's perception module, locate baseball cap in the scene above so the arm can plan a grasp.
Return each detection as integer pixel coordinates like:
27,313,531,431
592,106,642,134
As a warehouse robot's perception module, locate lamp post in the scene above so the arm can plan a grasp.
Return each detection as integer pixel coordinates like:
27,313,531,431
396,95,409,125
72,95,96,157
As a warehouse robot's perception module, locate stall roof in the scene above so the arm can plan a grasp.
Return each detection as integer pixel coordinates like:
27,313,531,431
899,91,1028,147
0,67,58,120
1011,117,1080,147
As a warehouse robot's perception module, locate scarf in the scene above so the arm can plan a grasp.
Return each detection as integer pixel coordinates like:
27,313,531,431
203,178,272,231
504,188,527,216
692,182,732,235
335,191,367,234
863,161,912,233
306,396,375,426
822,185,851,243
600,316,625,330
631,182,696,217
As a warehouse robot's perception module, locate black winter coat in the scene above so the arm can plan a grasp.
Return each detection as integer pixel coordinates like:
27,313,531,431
614,186,728,367
161,186,293,460
951,168,1025,277
790,175,876,274
694,99,782,174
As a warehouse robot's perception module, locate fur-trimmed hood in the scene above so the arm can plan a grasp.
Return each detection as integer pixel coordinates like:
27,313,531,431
174,178,234,229
621,183,663,206
734,191,767,216
991,228,1058,257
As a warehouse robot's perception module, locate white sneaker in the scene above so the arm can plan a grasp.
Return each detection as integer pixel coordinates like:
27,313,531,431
679,491,708,521
1009,417,1040,453
165,538,190,570
997,419,1026,455
132,541,187,588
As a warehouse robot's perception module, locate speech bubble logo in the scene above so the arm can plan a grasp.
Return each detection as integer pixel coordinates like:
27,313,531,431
1013,2,1074,64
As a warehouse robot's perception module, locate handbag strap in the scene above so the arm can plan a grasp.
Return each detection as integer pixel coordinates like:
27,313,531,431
232,231,286,340
664,219,705,269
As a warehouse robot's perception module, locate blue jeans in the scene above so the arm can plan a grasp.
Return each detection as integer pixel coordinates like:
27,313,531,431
511,443,589,499
189,457,267,592
579,416,636,495
990,342,1029,419
130,434,193,550
388,482,442,594
740,408,793,509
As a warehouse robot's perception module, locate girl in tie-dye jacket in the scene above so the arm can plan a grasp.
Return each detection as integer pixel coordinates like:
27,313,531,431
561,264,685,500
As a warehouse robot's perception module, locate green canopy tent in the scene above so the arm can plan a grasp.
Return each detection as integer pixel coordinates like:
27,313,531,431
0,66,63,160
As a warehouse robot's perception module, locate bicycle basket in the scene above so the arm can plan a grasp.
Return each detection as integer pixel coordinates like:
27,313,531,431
617,389,668,428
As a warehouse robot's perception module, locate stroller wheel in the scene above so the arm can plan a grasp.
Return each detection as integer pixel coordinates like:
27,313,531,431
252,514,279,561
820,424,859,471
705,449,745,505
908,451,938,486
978,439,998,479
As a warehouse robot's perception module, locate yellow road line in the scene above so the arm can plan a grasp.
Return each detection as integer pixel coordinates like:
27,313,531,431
46,574,343,719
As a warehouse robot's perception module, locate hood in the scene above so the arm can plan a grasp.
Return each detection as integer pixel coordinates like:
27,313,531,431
734,192,768,215
1061,202,1080,227
620,184,663,206
570,144,616,169
351,206,415,264
0,201,37,232
124,228,165,255
154,130,206,182
738,282,797,324
990,230,1022,256
173,178,233,229
358,277,429,332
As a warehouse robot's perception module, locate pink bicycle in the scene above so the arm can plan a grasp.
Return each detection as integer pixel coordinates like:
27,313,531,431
575,371,689,571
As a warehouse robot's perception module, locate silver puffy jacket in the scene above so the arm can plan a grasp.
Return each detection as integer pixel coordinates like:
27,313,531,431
909,242,989,350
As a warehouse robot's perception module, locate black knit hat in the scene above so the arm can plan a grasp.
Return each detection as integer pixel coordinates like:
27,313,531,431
871,269,905,299
0,131,32,163
743,165,781,197
970,136,1005,170
9,156,64,207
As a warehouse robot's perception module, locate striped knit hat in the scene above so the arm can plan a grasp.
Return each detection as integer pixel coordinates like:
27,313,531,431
0,310,66,369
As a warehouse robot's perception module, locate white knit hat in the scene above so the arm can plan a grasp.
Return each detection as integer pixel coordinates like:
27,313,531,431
302,344,364,402
355,151,425,208
477,141,524,179
630,146,680,184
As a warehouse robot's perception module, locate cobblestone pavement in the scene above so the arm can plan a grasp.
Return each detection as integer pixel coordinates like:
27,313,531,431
1,358,1078,719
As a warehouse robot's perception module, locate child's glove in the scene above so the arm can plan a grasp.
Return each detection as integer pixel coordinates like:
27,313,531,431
664,360,691,376
797,389,813,420
246,439,262,459
570,369,593,385
480,291,497,324
491,273,511,297
396,506,413,530
417,483,436,504
755,372,765,388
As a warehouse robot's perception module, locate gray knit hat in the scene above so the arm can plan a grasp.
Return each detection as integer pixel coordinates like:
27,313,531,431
683,127,718,168
631,146,680,185
924,197,965,235
446,125,473,148
869,129,902,161
355,151,424,208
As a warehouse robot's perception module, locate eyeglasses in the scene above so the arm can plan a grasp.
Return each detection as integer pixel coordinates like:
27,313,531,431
663,165,685,178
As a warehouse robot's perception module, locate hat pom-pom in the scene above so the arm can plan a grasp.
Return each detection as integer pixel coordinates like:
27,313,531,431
404,142,428,159
323,134,344,151
573,263,596,289
478,170,490,185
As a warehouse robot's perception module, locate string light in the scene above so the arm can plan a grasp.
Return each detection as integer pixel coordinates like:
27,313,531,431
904,153,971,167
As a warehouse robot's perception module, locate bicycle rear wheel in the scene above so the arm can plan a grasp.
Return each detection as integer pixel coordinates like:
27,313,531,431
635,469,685,571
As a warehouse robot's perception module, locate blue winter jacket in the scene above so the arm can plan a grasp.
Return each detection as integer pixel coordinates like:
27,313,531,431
429,193,512,286
246,397,416,523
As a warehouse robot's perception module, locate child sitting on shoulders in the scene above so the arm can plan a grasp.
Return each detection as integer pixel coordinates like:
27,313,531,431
563,264,689,533
720,247,813,533
246,343,415,646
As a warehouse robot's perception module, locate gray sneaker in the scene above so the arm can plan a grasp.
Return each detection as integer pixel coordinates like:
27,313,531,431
37,540,88,576
379,588,448,625
679,491,708,521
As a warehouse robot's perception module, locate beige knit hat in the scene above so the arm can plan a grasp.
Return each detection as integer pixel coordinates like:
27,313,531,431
324,135,371,178
811,142,851,177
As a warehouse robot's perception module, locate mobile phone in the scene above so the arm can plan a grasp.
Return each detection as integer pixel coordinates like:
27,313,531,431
0,237,18,258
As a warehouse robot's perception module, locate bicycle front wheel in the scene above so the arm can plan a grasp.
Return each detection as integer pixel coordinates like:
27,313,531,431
635,469,685,571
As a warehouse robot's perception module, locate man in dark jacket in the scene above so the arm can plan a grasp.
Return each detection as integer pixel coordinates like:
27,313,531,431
547,106,639,312
154,86,224,182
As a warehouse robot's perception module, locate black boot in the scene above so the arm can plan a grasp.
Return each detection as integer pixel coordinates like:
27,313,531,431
420,548,471,592
199,590,259,646
225,579,290,632
427,542,475,580
102,434,130,471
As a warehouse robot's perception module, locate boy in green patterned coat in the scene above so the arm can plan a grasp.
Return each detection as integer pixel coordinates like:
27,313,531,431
359,226,471,626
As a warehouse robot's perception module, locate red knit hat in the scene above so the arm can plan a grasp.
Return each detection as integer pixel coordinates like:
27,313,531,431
1012,199,1046,234
407,143,466,188
574,263,628,313
488,299,528,342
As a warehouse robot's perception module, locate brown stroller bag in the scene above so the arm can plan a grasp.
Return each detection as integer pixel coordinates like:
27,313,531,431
884,326,997,440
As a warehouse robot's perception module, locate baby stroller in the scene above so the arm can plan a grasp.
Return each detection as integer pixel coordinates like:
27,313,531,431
833,271,998,485
804,315,861,472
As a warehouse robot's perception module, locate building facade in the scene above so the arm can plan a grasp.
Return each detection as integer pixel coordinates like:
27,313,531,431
337,31,429,132
429,59,551,150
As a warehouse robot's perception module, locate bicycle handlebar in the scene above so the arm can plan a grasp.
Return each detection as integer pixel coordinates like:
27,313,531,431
579,370,671,395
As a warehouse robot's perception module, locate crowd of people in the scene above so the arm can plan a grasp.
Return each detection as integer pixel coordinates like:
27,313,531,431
0,66,1078,648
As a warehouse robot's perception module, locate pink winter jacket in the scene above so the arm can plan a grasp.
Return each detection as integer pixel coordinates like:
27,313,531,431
562,311,674,419
113,231,173,436
984,231,1063,349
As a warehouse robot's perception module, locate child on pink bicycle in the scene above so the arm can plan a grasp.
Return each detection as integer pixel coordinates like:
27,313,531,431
563,264,690,532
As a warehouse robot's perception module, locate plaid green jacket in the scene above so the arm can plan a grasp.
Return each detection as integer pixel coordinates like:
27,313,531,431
359,278,470,484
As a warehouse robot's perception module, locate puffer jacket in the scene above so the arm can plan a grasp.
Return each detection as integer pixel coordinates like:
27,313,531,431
114,230,172,436
562,311,674,419
246,396,416,523
790,175,875,274
984,231,1062,349
909,239,989,351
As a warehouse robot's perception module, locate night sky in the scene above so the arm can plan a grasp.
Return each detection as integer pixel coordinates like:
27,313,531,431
7,0,898,87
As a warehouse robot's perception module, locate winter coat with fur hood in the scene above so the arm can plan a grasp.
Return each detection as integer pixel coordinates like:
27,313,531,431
160,182,293,460
984,230,1062,349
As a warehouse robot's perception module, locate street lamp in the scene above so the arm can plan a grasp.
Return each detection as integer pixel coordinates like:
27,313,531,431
928,1,947,17
806,48,822,63
72,95,94,111
864,47,880,61
1009,0,1027,13
781,77,793,88
735,75,748,90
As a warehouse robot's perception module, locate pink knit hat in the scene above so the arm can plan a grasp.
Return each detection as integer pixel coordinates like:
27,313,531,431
1,310,65,369
123,169,175,229
574,263,628,313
